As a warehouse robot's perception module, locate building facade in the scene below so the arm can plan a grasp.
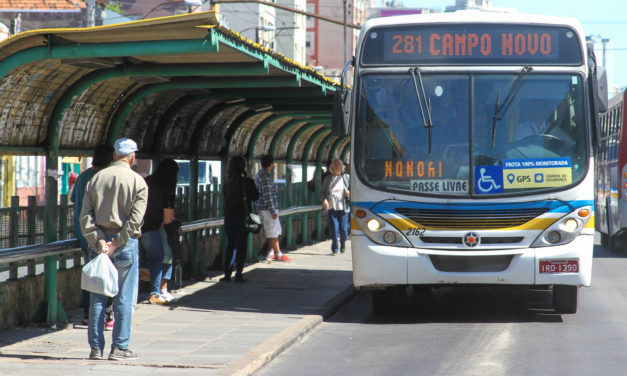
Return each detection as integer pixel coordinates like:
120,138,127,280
306,0,374,78
275,0,307,65
219,2,277,48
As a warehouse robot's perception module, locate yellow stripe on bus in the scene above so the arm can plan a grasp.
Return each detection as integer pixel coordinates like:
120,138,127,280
350,218,360,231
585,216,595,229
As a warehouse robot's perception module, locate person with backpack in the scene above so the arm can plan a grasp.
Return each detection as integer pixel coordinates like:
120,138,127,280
320,158,351,255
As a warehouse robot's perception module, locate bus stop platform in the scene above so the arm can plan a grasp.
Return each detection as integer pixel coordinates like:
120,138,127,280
0,240,355,376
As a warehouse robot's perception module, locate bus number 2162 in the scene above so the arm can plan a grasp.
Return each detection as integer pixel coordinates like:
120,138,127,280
406,227,426,236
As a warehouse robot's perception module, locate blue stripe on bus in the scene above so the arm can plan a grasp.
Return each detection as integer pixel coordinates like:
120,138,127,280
352,200,594,215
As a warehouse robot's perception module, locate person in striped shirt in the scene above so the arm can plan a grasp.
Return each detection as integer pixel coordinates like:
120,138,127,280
254,155,291,262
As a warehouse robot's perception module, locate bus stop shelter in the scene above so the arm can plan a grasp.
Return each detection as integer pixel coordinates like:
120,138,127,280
0,10,346,323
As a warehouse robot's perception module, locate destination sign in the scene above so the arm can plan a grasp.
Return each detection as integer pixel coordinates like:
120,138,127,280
383,159,443,178
361,24,582,65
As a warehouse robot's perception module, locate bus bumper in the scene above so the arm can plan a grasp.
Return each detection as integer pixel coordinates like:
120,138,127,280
352,234,593,288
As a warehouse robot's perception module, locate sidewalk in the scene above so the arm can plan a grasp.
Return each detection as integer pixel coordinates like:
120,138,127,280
0,240,355,376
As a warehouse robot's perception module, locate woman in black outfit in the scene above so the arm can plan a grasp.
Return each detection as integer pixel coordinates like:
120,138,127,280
221,156,259,282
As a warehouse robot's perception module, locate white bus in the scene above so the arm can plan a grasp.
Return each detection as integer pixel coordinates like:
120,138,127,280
595,90,627,252
333,12,608,314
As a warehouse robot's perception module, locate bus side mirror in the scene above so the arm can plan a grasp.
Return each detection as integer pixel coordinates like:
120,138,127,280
595,66,609,113
332,57,355,137
332,88,351,136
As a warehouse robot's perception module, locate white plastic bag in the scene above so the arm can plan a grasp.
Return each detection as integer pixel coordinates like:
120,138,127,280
81,253,119,297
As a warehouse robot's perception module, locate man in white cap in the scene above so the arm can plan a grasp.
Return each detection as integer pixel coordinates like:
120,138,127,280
80,138,148,361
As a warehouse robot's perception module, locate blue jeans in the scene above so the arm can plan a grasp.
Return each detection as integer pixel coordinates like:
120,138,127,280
328,209,349,253
139,229,172,295
88,236,138,351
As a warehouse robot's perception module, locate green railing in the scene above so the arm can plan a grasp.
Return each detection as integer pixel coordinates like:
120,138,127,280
0,180,328,326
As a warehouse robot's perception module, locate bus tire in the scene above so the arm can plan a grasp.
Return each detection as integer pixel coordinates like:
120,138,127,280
371,288,394,314
608,234,622,253
600,232,609,247
552,285,578,314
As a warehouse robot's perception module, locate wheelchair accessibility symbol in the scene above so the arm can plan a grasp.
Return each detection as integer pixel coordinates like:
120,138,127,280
475,166,504,194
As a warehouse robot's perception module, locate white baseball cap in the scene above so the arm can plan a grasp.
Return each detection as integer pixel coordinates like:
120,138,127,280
114,138,138,156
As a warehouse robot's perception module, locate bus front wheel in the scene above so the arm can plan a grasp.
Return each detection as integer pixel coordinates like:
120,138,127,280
600,232,609,247
371,288,394,314
552,285,578,314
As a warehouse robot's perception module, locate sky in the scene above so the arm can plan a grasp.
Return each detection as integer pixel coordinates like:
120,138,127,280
399,0,627,92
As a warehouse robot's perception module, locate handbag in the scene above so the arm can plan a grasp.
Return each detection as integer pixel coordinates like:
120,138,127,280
81,253,119,297
243,183,262,234
245,212,263,234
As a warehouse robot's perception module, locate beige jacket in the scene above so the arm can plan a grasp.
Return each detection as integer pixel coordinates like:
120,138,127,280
80,160,148,250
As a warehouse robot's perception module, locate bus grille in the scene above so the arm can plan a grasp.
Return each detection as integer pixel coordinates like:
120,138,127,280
395,207,549,230
430,255,513,272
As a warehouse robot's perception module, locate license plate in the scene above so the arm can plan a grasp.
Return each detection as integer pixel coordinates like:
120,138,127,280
539,260,579,274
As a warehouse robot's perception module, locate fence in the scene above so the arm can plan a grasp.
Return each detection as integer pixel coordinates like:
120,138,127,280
0,180,327,283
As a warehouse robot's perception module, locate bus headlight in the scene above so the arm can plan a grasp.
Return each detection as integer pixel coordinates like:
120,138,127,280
532,206,592,248
564,218,578,232
547,231,561,244
352,207,412,247
367,218,381,231
383,231,397,244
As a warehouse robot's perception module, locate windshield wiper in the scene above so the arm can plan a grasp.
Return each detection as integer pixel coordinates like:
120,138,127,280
409,67,434,155
491,65,533,148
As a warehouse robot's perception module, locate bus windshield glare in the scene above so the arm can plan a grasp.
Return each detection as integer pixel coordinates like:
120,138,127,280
355,73,587,196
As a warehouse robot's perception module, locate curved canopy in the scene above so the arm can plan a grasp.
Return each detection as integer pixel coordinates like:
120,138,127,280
0,10,349,164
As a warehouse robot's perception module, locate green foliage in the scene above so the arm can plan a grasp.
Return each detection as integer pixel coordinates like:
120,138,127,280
105,2,123,14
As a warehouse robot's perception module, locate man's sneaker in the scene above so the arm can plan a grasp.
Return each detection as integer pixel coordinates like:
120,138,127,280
266,253,275,263
105,318,114,331
108,347,138,361
277,254,292,262
89,347,103,360
149,293,168,305
161,290,177,303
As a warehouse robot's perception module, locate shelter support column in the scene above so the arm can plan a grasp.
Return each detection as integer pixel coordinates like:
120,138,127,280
188,156,200,278
34,149,67,325
303,128,330,242
285,164,294,249
316,133,335,241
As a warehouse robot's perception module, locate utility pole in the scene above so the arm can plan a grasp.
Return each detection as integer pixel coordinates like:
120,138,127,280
86,0,95,27
10,13,21,35
343,0,347,64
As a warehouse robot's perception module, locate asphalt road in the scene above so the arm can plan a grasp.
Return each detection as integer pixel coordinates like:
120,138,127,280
257,239,627,376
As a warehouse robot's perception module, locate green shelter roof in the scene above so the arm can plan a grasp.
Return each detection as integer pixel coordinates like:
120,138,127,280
0,10,349,164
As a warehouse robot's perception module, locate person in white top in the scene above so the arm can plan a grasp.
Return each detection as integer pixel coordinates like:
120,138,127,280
320,159,351,255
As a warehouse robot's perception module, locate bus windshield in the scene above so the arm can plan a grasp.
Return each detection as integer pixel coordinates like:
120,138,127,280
355,72,587,196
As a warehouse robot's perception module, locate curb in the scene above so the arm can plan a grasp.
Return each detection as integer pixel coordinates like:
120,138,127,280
215,285,358,376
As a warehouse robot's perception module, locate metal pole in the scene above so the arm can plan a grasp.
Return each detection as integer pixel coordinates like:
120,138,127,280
343,0,347,63
0,157,4,205
189,157,199,278
86,0,95,27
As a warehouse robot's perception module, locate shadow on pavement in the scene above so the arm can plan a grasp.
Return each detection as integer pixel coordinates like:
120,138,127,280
330,286,565,326
0,265,353,351
593,244,627,258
